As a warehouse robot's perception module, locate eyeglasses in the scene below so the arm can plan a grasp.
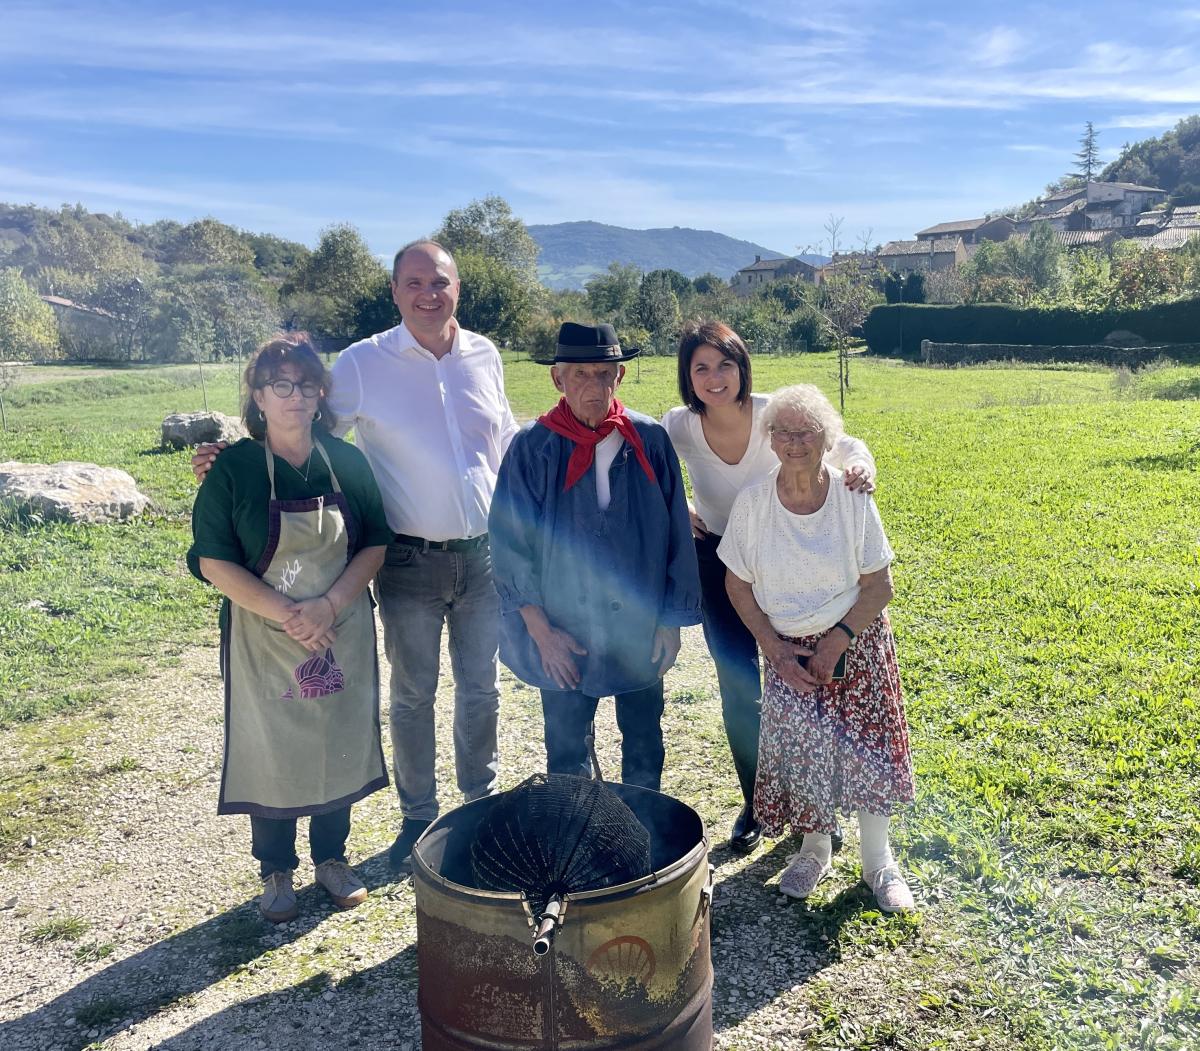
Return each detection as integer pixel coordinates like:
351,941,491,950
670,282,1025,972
262,378,320,399
769,427,820,444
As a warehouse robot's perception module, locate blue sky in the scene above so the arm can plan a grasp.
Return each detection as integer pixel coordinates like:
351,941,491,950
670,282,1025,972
3,1,1200,261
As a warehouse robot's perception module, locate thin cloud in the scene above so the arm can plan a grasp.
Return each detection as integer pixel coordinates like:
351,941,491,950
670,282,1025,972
1103,112,1193,130
978,27,1025,68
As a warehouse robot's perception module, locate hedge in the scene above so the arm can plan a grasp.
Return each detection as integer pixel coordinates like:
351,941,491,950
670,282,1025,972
919,341,1200,367
863,298,1200,358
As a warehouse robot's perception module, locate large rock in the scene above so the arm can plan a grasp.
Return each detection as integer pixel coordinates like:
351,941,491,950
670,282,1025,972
0,462,151,524
161,411,247,449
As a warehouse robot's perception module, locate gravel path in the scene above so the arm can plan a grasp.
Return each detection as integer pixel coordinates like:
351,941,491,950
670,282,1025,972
0,626,926,1051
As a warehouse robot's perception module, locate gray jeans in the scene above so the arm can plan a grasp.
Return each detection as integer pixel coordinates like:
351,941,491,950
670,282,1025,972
374,539,501,822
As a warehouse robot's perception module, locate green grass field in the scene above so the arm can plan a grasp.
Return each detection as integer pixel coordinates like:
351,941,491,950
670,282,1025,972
1,351,1198,1047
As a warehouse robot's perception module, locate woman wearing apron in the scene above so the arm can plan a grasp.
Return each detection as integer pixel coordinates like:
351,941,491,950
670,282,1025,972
189,334,392,923
661,321,877,855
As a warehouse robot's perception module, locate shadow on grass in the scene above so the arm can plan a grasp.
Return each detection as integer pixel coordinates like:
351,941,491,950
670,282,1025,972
1115,442,1200,472
0,849,406,1051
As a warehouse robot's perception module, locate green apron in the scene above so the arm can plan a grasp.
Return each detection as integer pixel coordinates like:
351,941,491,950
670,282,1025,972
218,438,388,818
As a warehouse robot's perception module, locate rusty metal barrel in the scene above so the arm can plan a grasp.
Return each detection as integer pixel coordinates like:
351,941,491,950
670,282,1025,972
412,783,713,1050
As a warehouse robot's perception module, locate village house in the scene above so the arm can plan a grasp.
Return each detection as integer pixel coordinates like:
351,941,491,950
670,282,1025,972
816,251,879,283
731,255,821,296
876,237,966,275
39,294,116,358
731,180,1191,294
915,215,1016,245
1165,204,1200,230
1024,181,1168,233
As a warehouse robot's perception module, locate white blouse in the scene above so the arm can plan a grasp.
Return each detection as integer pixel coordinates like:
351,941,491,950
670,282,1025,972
662,393,876,536
717,466,894,637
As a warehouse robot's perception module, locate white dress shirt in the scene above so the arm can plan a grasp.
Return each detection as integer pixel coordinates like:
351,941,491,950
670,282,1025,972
662,393,876,536
327,321,519,540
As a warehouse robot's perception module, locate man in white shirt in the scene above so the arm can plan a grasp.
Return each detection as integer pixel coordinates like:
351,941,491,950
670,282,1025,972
193,240,519,873
330,241,519,871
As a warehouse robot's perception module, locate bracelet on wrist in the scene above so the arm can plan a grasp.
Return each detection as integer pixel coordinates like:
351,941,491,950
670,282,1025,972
832,620,856,642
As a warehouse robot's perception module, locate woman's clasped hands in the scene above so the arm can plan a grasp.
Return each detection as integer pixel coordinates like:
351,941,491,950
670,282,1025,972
280,595,338,652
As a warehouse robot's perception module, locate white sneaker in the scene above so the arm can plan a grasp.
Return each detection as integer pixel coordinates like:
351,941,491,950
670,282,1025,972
864,864,914,913
779,853,831,899
314,860,367,909
259,870,298,923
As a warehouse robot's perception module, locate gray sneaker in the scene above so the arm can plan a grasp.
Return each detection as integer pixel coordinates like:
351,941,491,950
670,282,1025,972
314,860,368,909
259,870,298,923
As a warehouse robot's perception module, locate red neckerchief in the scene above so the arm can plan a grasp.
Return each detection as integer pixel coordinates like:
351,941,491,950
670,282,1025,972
537,397,656,492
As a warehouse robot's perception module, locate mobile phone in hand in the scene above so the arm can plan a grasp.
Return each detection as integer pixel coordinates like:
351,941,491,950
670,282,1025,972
797,651,848,681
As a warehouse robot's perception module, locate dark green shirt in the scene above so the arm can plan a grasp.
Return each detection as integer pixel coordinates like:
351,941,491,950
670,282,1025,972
188,431,392,589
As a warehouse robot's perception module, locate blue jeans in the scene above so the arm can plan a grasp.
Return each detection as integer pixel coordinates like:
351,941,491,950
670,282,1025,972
540,681,666,791
375,539,501,822
696,532,762,807
251,806,350,877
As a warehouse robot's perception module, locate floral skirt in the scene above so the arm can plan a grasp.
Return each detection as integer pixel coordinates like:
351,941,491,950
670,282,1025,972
754,613,914,837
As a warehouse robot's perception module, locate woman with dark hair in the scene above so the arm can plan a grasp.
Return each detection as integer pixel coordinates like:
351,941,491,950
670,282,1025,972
188,334,393,923
662,321,876,853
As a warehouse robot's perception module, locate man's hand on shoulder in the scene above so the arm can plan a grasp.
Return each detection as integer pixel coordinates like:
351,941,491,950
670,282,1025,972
192,441,229,482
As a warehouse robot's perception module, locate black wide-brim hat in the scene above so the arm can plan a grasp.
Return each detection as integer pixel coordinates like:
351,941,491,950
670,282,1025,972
551,322,641,364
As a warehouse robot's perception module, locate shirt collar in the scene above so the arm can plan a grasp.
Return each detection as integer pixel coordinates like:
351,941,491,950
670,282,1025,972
396,319,462,360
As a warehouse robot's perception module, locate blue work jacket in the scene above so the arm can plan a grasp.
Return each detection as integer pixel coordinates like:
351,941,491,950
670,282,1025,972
489,410,701,697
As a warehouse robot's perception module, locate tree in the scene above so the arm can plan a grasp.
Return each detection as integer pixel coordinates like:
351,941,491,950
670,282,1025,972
149,268,278,363
923,266,968,305
433,196,540,287
0,268,60,361
585,262,641,322
817,274,880,412
171,218,255,268
1109,246,1182,308
93,272,154,361
759,276,814,313
34,207,142,279
453,249,538,346
902,271,926,304
965,223,1061,301
1061,248,1113,311
643,268,691,300
691,273,727,296
281,225,387,338
634,271,682,353
0,359,16,430
1016,221,1063,293
883,271,904,304
822,214,845,257
1074,121,1100,182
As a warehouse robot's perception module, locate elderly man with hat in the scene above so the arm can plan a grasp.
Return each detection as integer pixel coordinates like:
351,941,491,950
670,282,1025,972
489,323,702,789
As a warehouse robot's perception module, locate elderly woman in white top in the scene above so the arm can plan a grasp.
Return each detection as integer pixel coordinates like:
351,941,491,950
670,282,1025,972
662,321,876,855
717,383,915,912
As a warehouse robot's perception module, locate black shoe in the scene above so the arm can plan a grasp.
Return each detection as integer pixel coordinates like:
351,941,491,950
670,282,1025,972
388,818,432,874
729,805,762,854
832,824,845,855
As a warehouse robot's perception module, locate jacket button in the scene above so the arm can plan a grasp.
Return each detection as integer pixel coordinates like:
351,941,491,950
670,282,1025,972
610,600,622,611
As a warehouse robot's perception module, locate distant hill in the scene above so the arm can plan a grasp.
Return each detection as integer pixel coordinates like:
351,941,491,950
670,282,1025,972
529,221,825,290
